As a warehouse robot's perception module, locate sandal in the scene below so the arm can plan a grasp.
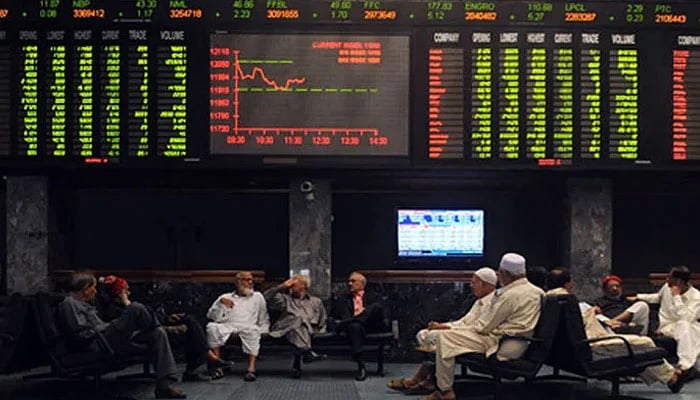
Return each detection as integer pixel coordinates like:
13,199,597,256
244,370,257,382
209,368,225,380
419,390,457,400
387,378,411,390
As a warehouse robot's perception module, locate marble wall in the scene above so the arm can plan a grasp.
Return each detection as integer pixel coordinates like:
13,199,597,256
567,178,613,302
289,179,332,299
6,177,49,295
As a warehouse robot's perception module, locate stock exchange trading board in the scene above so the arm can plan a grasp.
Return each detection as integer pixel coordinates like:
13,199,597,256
0,1,699,169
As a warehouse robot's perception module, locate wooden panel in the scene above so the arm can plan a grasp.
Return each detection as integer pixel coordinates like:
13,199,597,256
648,273,700,286
357,270,476,283
50,270,266,283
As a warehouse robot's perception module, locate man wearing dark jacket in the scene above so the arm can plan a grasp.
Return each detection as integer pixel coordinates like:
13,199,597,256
591,275,650,335
333,271,387,381
57,272,185,399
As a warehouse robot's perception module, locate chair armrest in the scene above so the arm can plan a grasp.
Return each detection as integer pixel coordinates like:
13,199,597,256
92,329,116,357
578,335,635,358
0,333,15,344
499,335,544,346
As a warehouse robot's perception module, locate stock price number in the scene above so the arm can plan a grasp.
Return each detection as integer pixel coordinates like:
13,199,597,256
626,4,643,23
233,0,254,19
170,8,203,19
330,0,351,20
426,1,452,21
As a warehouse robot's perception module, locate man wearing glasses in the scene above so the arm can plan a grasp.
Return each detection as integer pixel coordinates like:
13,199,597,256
332,271,387,381
206,271,269,381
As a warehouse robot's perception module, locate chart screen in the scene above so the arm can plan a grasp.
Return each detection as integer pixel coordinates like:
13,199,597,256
397,209,485,257
209,33,410,156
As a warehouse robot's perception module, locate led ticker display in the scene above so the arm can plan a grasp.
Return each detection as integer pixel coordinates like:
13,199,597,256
0,31,9,156
209,33,409,156
2,0,700,170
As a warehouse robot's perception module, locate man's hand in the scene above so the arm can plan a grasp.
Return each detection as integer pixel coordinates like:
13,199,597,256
118,291,131,307
167,313,184,323
220,297,235,308
427,321,451,330
280,277,297,289
670,285,682,296
591,306,602,315
353,307,364,317
604,319,623,329
626,296,637,302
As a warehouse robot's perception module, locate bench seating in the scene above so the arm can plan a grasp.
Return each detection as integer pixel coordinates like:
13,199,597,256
548,294,667,398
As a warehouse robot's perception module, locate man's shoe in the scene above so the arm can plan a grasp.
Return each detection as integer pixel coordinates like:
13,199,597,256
154,387,187,399
182,371,211,382
355,367,368,381
291,368,302,379
210,357,234,369
302,350,328,363
669,368,697,393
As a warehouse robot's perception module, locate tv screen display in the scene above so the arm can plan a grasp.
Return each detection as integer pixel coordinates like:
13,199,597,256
397,209,484,258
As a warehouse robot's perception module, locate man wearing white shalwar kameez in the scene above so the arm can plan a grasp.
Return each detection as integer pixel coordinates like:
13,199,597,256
546,268,689,393
387,268,497,393
206,271,269,381
633,265,700,378
421,253,544,400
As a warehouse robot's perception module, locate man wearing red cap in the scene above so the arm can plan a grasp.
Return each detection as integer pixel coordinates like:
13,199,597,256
590,275,650,335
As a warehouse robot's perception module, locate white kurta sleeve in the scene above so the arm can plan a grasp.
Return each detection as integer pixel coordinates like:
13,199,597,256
636,285,664,304
207,294,231,322
255,292,270,333
477,295,513,335
668,293,700,323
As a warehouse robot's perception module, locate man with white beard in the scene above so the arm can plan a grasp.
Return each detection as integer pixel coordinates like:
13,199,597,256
206,271,269,381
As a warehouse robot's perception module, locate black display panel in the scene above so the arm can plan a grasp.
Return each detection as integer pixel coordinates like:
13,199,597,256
209,33,410,156
0,1,700,169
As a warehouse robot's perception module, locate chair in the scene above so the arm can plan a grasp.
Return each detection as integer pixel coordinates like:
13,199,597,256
548,294,667,399
454,294,564,398
27,292,149,398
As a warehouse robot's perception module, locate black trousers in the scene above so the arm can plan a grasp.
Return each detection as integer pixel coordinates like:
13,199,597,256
178,314,209,371
341,303,386,358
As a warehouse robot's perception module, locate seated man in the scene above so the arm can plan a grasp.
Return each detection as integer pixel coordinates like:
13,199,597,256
632,265,700,379
423,253,544,400
206,271,269,382
99,275,211,381
57,272,185,399
386,267,497,393
264,274,328,377
590,274,650,335
546,268,691,393
333,271,388,381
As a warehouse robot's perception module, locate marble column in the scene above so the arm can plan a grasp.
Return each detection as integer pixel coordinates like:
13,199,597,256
6,176,49,294
289,179,332,299
567,178,613,302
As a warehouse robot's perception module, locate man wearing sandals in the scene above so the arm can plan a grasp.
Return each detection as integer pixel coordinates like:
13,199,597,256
631,265,700,385
546,268,692,393
422,253,543,400
206,271,269,381
387,267,497,393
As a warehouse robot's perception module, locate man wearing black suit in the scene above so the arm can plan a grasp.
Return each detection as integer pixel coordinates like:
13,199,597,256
333,271,387,381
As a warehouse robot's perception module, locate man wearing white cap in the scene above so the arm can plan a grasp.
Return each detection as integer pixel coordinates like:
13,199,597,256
421,253,544,400
387,267,497,392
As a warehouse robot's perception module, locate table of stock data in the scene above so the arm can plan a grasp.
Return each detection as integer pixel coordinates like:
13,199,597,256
1,1,700,169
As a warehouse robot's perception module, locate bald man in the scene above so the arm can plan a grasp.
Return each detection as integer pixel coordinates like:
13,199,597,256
206,271,269,382
333,271,387,380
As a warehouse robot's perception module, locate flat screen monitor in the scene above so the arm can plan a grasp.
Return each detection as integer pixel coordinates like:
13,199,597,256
397,209,484,258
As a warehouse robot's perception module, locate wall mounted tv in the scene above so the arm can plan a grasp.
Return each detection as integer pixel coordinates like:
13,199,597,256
397,209,485,258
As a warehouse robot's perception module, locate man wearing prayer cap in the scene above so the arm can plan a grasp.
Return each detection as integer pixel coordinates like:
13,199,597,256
387,267,497,392
419,252,544,400
590,274,650,335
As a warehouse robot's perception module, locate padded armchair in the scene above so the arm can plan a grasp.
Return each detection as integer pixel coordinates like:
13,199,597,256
549,294,667,398
455,294,564,398
28,292,149,398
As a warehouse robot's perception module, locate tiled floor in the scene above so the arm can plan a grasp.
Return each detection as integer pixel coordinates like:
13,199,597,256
1,357,699,399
